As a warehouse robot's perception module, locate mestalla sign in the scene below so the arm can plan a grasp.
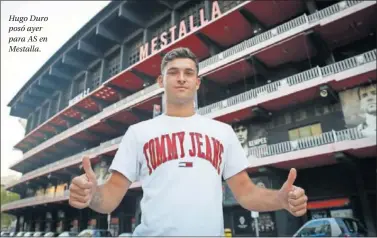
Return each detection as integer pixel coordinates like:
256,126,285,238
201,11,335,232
139,1,223,61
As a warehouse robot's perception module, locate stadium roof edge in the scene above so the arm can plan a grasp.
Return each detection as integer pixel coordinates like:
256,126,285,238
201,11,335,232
7,1,118,108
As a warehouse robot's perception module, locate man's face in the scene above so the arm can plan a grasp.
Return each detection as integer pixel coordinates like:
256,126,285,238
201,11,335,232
359,84,376,115
234,125,248,144
158,58,200,105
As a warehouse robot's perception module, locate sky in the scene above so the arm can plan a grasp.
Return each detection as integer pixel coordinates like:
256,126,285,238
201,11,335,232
1,1,110,177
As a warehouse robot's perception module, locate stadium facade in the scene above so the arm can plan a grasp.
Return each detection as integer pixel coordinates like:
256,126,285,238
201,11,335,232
2,0,376,236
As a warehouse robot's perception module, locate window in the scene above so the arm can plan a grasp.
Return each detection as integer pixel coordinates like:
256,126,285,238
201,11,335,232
284,112,292,124
74,77,85,96
293,109,308,122
107,53,121,78
50,94,59,116
128,38,143,66
34,109,41,127
150,18,172,50
289,123,323,140
218,0,243,13
42,102,49,122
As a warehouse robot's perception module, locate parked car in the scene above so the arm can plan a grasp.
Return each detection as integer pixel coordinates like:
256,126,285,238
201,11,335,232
293,217,368,237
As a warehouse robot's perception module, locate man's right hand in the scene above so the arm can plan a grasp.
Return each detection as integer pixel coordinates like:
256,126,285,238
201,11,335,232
69,156,98,209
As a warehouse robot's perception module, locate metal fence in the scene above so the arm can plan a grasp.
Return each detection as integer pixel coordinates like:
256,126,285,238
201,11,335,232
248,127,364,158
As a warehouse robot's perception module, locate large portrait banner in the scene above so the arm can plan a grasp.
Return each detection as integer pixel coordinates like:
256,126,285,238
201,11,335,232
339,83,376,138
232,122,269,160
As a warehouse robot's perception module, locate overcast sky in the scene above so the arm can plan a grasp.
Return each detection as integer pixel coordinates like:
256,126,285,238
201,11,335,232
1,1,110,177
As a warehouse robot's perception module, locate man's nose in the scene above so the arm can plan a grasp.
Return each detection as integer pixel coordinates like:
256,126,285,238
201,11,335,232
177,72,186,83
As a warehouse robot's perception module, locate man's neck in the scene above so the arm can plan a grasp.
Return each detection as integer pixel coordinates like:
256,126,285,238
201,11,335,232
165,102,196,117
365,113,376,128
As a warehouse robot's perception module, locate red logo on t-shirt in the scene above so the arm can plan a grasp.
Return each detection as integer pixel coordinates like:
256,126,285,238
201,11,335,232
179,161,193,168
143,131,224,175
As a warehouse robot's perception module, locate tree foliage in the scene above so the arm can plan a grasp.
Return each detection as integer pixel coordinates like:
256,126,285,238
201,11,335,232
1,186,20,229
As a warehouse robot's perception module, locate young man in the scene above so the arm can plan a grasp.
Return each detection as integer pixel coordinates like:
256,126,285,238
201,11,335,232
69,47,307,236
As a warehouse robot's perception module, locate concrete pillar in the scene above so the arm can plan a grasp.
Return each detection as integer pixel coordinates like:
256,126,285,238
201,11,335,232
354,166,376,236
79,208,89,231
171,10,179,27
305,0,317,14
204,0,212,20
15,215,20,232
99,59,108,85
143,29,151,44
120,45,130,70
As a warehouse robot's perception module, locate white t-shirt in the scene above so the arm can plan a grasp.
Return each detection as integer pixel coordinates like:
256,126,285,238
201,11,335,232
109,113,250,236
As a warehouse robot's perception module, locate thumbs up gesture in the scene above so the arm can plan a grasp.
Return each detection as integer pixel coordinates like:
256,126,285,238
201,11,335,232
278,168,308,217
69,156,98,209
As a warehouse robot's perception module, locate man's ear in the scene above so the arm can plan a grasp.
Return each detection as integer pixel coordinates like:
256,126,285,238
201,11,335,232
157,75,164,88
196,77,201,90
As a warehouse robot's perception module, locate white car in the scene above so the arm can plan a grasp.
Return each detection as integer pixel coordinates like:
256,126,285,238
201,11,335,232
293,217,367,237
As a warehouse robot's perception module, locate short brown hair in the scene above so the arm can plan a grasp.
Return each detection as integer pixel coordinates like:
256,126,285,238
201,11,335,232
161,47,199,75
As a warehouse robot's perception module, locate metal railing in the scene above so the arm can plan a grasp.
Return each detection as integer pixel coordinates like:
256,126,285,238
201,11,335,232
3,126,372,211
7,135,123,188
321,49,376,77
308,0,364,22
1,190,69,211
248,127,364,159
198,49,375,116
18,83,162,162
199,14,309,71
104,83,161,114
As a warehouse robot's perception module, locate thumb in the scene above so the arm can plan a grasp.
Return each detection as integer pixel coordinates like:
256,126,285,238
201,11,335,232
284,168,297,190
82,156,96,181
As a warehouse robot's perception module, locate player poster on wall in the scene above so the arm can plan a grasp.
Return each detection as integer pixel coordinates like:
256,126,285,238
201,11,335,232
153,104,161,118
339,83,376,138
232,122,268,160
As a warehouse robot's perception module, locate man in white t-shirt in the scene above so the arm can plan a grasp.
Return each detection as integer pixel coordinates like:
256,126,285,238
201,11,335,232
69,47,308,236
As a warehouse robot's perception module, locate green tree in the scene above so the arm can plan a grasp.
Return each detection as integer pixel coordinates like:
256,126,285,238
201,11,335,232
1,186,20,229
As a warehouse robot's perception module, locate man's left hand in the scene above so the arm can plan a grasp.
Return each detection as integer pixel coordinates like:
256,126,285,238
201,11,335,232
278,168,308,217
